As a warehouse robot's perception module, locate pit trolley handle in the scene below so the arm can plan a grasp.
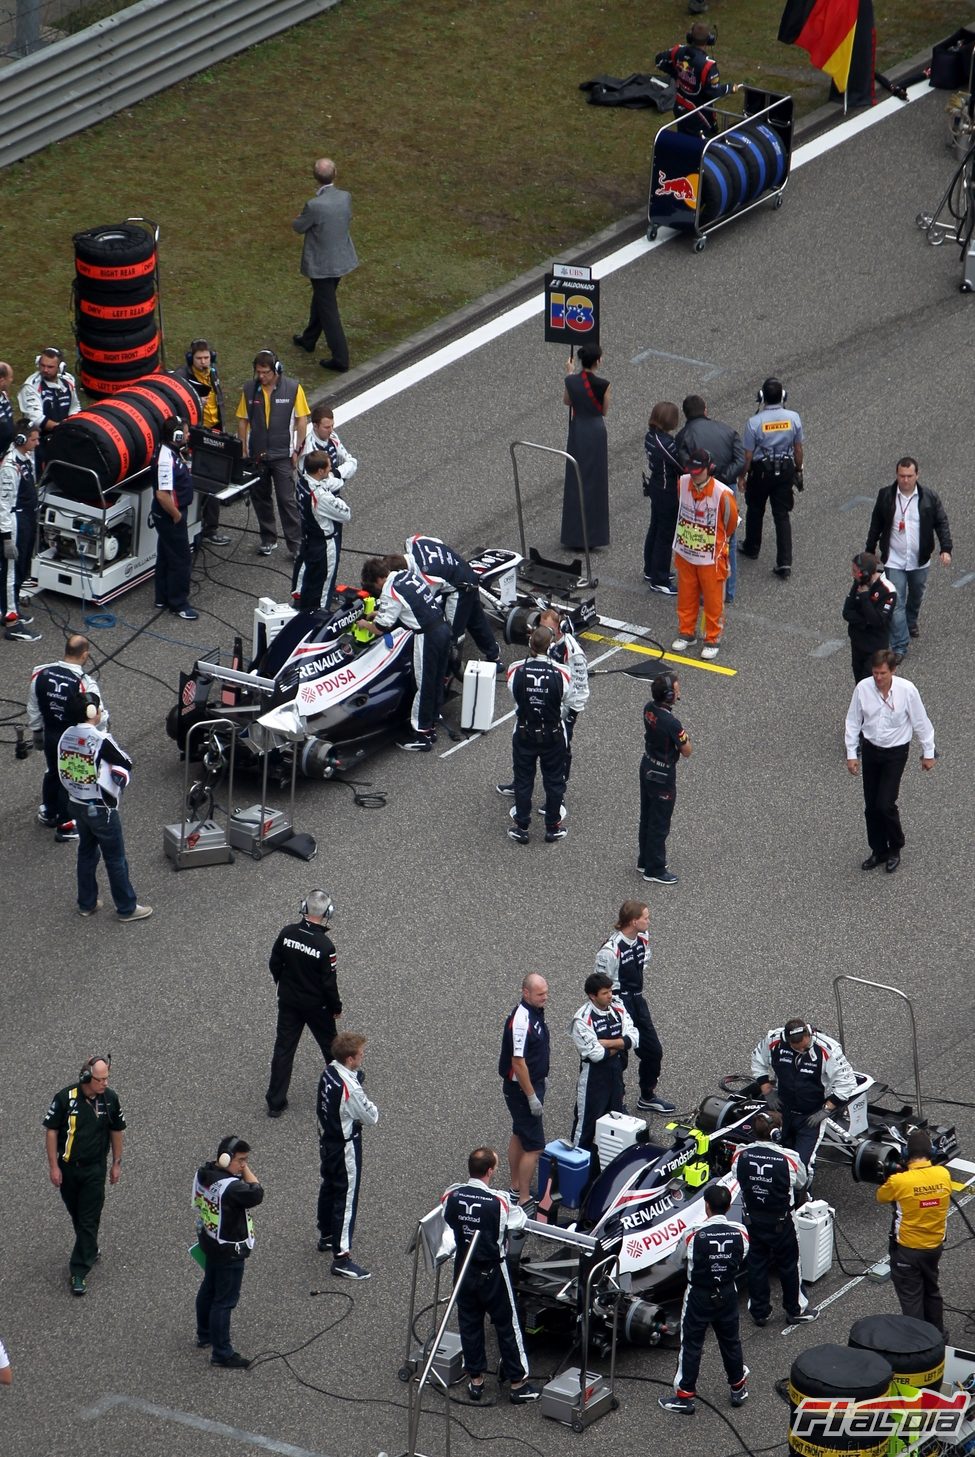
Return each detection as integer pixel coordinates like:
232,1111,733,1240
405,1230,482,1457
579,1246,621,1418
509,440,594,587
832,974,924,1122
179,717,237,855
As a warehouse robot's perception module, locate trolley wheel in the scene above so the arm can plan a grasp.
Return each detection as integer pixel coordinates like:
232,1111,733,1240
572,1419,585,1433
228,851,236,864
611,1397,620,1411
250,846,262,861
398,1365,413,1383
772,193,784,209
693,237,707,253
961,281,973,293
647,225,658,241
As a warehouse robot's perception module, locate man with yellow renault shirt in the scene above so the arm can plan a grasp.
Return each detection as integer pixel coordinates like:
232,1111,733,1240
175,339,230,545
877,1128,952,1332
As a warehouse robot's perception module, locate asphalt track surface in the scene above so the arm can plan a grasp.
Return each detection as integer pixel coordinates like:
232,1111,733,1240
2,87,973,1457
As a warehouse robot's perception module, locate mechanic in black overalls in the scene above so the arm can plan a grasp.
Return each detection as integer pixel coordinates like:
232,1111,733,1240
441,1146,539,1404
655,23,741,139
505,624,569,844
405,533,502,667
751,1019,858,1179
639,672,691,886
151,416,197,620
731,1110,819,1327
360,553,453,751
265,889,342,1119
659,1183,749,1416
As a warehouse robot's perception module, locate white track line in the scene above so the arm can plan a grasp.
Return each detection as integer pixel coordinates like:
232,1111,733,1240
336,82,928,428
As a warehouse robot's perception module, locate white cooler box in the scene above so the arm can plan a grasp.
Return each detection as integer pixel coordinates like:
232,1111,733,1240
595,1111,646,1170
461,660,497,731
794,1199,834,1282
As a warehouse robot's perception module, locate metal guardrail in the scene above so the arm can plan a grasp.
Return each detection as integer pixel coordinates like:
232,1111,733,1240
0,0,342,169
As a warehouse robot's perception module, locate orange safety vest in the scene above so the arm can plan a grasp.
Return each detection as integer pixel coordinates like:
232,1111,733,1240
673,474,737,568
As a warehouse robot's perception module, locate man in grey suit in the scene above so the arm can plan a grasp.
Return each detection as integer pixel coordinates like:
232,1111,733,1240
292,158,358,374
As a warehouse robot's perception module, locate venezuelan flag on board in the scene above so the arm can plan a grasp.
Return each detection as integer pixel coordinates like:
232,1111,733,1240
778,0,859,93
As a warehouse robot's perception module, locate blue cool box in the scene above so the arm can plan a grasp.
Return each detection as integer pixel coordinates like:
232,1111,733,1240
537,1140,591,1208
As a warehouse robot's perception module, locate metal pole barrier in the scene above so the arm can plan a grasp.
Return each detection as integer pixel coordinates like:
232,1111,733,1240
833,974,923,1121
406,1231,480,1457
509,440,593,585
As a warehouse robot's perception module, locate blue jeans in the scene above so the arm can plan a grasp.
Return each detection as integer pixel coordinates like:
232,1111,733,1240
76,802,137,916
884,566,928,655
196,1256,245,1360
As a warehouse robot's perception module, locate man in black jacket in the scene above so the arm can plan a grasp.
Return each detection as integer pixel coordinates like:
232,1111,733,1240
265,890,342,1118
843,553,896,682
192,1137,264,1368
174,339,230,545
865,458,952,663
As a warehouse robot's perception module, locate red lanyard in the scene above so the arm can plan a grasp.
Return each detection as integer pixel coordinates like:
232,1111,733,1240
578,370,604,415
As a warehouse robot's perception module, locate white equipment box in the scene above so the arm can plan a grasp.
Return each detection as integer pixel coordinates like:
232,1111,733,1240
595,1111,646,1170
794,1199,834,1282
460,660,497,731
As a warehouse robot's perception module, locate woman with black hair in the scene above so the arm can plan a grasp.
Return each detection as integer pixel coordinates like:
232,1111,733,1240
561,345,610,551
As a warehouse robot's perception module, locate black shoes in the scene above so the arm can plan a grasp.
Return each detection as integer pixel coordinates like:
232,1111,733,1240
509,1382,540,1404
507,826,529,844
317,1236,332,1253
861,853,884,870
773,565,792,579
211,1352,250,1369
886,854,900,873
320,358,349,373
467,1379,485,1401
292,334,315,352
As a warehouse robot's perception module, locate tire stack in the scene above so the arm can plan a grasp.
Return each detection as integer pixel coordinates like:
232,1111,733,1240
44,374,202,492
699,119,788,226
72,223,162,398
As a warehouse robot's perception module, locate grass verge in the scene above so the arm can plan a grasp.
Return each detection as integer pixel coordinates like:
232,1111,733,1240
0,0,966,399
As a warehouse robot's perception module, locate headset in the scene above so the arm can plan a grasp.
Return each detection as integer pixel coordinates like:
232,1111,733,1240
186,339,218,371
163,415,187,446
13,421,30,448
853,551,878,580
301,889,335,920
686,23,717,46
217,1135,247,1170
253,349,283,376
784,1019,812,1043
651,671,677,706
757,377,787,406
71,690,102,725
79,1053,111,1085
36,347,67,376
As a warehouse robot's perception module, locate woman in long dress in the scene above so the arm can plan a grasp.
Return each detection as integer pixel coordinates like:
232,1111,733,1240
561,345,610,550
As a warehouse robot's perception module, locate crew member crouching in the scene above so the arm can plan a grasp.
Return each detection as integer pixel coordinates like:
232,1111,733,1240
360,554,453,751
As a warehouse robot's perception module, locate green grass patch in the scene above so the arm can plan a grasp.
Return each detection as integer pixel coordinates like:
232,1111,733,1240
0,0,965,397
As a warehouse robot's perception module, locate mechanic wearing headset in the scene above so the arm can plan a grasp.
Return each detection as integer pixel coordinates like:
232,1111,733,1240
58,689,152,921
843,552,897,683
291,451,351,613
43,1055,125,1297
405,533,502,669
192,1136,264,1368
639,671,691,886
570,971,639,1173
18,346,79,463
174,338,230,545
359,553,453,752
265,888,342,1119
751,1018,857,1178
739,378,804,579
442,1146,539,1404
594,900,675,1115
731,1110,819,1327
659,1183,749,1416
236,350,309,558
655,22,742,140
300,401,357,563
497,605,586,803
151,415,198,621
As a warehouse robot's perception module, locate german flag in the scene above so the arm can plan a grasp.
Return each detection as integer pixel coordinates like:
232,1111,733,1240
778,0,859,93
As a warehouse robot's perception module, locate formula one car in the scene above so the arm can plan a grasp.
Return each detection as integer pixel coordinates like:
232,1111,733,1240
167,548,597,779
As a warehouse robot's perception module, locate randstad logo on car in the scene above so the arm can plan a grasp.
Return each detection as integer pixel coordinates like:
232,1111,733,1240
792,1390,969,1445
654,169,698,209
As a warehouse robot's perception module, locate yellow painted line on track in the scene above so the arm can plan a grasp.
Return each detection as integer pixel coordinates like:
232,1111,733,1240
581,630,737,677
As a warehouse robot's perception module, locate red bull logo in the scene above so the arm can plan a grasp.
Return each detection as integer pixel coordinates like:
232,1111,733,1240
654,169,698,208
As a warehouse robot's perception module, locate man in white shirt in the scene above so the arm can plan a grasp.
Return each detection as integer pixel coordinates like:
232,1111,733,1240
845,649,936,874
864,458,952,663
